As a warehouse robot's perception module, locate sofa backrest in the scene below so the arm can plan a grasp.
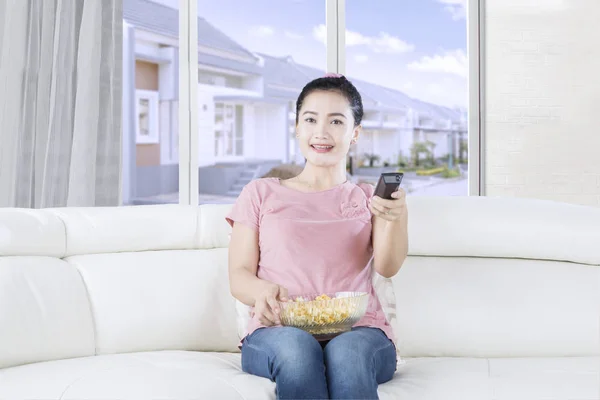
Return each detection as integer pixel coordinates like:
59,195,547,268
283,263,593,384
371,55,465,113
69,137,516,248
0,196,599,369
0,204,236,369
394,196,600,358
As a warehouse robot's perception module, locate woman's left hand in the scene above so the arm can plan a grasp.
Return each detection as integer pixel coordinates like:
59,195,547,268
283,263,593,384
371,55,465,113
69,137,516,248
369,189,407,222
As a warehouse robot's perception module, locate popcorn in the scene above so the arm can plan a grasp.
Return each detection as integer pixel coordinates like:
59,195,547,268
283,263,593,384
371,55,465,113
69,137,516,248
281,293,356,332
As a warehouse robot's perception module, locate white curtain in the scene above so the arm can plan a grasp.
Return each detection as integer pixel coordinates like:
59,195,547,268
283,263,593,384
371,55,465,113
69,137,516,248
0,0,122,208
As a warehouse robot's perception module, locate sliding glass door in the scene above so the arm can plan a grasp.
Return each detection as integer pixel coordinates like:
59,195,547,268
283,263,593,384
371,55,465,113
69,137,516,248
175,0,475,205
0,0,477,208
343,0,470,197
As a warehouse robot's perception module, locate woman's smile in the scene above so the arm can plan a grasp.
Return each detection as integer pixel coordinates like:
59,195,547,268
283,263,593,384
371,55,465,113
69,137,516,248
310,144,335,153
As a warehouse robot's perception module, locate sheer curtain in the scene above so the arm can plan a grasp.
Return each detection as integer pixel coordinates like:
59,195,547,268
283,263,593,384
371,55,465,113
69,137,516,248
0,0,122,208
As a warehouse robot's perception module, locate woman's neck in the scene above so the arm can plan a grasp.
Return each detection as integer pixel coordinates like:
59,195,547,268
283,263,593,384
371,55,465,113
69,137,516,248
293,162,347,190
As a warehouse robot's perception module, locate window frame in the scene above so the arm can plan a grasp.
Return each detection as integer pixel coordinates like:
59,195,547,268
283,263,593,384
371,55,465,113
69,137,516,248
177,0,482,205
467,0,484,196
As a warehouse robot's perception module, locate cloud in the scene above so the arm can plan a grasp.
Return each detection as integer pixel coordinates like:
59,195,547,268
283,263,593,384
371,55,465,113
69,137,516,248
407,49,467,78
345,30,371,47
285,31,303,40
400,77,467,109
371,32,414,54
354,54,369,63
426,83,445,96
313,25,414,54
313,25,327,43
249,25,275,38
438,0,467,20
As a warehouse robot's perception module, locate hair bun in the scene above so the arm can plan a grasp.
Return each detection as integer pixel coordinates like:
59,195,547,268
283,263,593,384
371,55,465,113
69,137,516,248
323,73,344,79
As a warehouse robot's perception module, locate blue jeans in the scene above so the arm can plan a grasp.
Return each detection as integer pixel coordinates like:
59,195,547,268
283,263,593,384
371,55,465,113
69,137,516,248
241,326,397,400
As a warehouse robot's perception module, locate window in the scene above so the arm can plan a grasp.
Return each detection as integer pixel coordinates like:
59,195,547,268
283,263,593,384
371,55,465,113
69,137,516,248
214,103,244,157
198,71,244,89
135,90,160,144
197,0,326,199
345,1,469,197
122,1,182,206
1,0,476,208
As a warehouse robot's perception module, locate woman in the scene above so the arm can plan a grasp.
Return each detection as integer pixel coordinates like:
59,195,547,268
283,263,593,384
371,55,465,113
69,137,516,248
226,74,408,400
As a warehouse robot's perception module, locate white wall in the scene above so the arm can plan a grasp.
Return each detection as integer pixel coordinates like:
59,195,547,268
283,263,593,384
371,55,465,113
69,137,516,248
424,132,450,159
197,91,215,167
375,131,400,165
356,131,374,162
158,101,178,164
253,104,287,162
398,129,415,162
484,0,600,207
242,104,255,158
251,106,268,159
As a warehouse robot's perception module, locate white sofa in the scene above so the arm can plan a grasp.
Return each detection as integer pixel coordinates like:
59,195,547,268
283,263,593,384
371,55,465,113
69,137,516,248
0,196,599,400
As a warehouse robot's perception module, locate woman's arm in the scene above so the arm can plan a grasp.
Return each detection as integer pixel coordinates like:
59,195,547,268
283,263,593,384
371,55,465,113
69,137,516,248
228,223,269,305
369,190,409,278
228,222,288,326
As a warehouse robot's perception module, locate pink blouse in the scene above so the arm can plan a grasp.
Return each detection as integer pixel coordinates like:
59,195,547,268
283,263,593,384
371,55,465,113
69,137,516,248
226,177,394,343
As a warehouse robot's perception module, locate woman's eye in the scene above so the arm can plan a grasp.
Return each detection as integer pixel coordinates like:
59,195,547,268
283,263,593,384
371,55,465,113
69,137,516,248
305,117,316,123
331,119,344,125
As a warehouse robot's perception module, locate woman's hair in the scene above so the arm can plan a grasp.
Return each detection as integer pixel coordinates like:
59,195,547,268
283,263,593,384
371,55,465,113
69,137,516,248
295,74,363,127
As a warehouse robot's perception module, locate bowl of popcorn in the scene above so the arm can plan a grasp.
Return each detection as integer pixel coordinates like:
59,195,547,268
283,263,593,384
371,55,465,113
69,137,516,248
279,292,369,338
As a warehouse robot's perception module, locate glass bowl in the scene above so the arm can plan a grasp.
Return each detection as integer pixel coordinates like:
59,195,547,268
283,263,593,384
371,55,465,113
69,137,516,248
279,292,369,339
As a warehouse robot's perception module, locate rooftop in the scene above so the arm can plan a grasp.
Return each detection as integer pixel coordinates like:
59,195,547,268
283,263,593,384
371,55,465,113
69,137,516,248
124,0,465,123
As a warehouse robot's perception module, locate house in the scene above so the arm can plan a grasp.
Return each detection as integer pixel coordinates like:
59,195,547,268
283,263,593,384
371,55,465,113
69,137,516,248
122,0,467,203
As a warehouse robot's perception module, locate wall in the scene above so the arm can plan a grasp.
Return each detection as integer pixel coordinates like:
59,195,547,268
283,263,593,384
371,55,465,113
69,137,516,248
134,164,178,199
357,131,374,163
242,104,254,159
424,131,451,160
372,130,399,166
198,165,245,195
197,90,216,168
484,0,600,206
253,104,287,162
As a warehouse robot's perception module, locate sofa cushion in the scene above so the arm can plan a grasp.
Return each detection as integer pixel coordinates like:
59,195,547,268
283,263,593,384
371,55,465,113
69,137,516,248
393,256,600,357
0,209,65,257
64,249,240,354
383,356,600,399
0,352,597,400
0,257,95,369
196,204,233,250
407,196,600,266
49,205,199,256
0,351,275,400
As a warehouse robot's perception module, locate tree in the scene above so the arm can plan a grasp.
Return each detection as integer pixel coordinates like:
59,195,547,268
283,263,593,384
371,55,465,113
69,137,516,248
459,140,468,164
410,141,432,167
363,153,381,167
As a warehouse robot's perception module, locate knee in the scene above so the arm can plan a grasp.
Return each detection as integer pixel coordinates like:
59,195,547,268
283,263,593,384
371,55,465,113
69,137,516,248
272,327,324,373
324,333,372,369
324,334,378,398
268,328,329,398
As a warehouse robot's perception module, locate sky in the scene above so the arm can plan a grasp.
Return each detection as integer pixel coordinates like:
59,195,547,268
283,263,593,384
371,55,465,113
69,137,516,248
150,0,468,109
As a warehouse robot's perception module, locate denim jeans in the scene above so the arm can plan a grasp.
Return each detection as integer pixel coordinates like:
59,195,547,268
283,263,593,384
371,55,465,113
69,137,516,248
241,326,397,400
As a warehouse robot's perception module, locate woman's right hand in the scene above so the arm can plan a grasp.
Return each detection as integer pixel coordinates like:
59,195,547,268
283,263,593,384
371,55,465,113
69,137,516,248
253,282,289,326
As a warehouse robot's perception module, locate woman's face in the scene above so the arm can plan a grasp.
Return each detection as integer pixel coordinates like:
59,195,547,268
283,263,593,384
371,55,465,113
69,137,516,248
296,90,360,168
